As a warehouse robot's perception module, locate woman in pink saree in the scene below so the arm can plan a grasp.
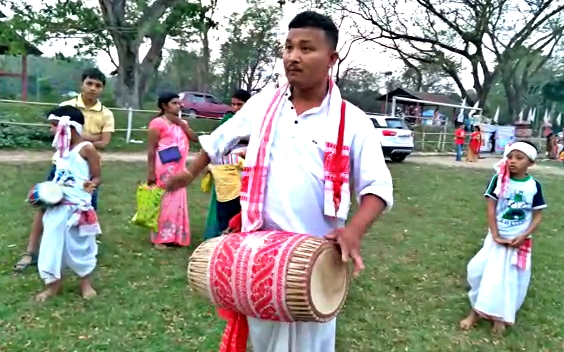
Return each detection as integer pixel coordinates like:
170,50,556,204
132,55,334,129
147,92,198,249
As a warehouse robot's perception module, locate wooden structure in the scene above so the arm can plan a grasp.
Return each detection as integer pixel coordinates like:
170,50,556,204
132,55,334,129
0,11,43,101
376,87,458,108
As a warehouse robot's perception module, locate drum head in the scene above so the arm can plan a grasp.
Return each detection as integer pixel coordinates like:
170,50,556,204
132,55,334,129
309,245,349,316
38,182,64,204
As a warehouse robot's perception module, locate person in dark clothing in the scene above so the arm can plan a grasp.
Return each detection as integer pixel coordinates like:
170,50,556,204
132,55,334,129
490,131,496,154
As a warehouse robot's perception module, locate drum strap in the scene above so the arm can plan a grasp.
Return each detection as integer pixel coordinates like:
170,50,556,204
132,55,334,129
217,308,248,352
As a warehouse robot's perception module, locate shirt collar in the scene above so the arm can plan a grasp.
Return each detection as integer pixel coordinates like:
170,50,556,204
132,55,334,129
285,86,331,117
76,94,103,112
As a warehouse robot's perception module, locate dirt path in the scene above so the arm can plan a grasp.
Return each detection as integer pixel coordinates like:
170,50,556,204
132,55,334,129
0,150,148,163
406,155,564,176
1,150,562,176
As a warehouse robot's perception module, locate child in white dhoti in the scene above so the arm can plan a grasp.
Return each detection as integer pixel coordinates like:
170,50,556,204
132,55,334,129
460,141,547,334
35,105,102,302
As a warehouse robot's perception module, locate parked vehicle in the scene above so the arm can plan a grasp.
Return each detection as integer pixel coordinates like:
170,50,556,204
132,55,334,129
367,113,414,162
178,91,233,119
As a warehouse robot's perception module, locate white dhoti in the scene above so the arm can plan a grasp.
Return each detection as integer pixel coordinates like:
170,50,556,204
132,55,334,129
38,204,100,284
247,317,336,352
467,232,531,324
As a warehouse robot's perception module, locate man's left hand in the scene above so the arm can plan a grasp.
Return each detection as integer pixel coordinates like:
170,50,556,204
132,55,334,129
325,226,364,277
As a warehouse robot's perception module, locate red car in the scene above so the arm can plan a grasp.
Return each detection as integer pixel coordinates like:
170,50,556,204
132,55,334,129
178,91,233,119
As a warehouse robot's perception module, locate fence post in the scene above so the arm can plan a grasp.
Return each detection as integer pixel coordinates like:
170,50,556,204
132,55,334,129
126,107,133,143
421,129,426,150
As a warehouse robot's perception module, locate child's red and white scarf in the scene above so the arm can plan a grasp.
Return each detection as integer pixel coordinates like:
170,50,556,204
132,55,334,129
239,78,350,232
514,238,532,271
48,114,83,159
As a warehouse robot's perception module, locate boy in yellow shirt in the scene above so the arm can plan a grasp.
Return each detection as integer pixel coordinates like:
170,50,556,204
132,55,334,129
209,153,245,232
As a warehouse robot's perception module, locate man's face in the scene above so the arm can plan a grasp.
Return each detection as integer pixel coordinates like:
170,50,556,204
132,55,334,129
283,28,338,88
231,98,245,112
81,77,104,101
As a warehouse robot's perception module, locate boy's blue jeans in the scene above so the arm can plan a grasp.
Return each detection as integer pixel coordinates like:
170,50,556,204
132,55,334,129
456,144,463,161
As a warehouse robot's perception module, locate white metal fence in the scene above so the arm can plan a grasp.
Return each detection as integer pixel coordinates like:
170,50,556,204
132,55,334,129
0,99,217,143
0,99,549,151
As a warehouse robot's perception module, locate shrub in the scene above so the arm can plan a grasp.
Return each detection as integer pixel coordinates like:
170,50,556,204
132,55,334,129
0,124,51,149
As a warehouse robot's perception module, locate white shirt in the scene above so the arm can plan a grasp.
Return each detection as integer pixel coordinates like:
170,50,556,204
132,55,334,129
199,90,393,237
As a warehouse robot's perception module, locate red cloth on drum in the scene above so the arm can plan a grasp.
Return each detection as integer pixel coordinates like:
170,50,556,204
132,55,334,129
218,308,248,352
227,212,242,232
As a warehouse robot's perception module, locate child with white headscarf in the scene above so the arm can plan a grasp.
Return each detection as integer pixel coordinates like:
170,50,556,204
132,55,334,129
459,141,547,334
36,105,102,302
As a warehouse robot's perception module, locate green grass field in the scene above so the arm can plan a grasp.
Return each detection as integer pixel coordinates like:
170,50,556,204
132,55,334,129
0,162,563,351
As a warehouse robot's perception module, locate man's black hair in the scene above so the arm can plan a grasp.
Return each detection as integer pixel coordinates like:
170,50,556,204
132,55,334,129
288,11,339,51
232,89,251,103
47,105,85,126
82,67,106,86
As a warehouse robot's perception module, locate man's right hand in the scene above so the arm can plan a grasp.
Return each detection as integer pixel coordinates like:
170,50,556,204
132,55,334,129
166,171,193,192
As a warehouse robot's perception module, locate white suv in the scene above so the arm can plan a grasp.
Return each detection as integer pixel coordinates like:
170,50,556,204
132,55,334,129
367,114,414,162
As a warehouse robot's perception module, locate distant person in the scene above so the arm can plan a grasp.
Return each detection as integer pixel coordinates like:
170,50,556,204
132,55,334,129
548,133,559,159
147,92,197,249
466,125,482,162
460,141,546,334
222,89,252,123
542,121,552,140
203,89,251,240
545,132,554,157
454,124,466,161
490,130,496,154
13,68,115,273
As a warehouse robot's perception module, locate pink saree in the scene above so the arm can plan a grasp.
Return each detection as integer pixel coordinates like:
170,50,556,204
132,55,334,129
148,117,190,246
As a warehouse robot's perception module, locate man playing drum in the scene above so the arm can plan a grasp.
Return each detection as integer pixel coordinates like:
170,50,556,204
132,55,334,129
13,68,114,273
167,11,394,352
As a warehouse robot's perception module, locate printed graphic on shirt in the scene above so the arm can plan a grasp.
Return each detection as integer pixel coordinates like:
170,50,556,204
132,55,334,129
500,190,528,224
483,174,547,234
53,169,76,187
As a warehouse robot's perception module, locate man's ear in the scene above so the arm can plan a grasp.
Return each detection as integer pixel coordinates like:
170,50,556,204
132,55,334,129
329,51,339,68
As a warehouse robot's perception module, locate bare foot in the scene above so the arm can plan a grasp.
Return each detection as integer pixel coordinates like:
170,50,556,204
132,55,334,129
492,320,506,335
80,277,97,300
459,311,479,330
154,244,168,250
35,282,62,302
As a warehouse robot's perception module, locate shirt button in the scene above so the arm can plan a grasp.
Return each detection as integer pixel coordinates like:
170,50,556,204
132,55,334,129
294,120,298,124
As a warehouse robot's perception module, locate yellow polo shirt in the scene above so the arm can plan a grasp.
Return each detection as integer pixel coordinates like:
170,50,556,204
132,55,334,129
59,95,115,135
52,95,114,164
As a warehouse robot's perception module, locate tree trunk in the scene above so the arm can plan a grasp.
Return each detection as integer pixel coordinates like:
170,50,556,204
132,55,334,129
112,33,166,109
114,40,140,108
99,0,183,108
137,33,166,106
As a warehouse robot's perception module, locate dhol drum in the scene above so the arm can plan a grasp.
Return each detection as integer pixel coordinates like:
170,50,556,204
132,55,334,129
188,231,350,322
26,181,64,208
